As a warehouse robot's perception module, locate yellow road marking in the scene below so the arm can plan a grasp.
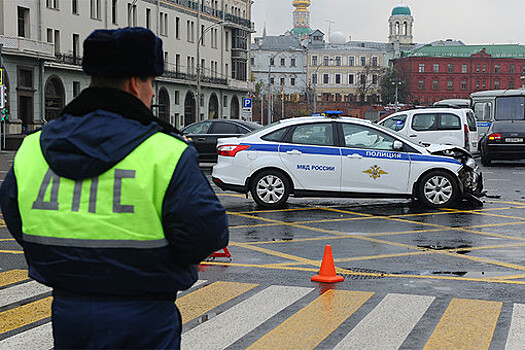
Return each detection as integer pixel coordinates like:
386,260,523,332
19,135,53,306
0,250,23,254
217,193,246,198
423,298,501,350
176,281,258,324
230,242,321,266
248,290,374,350
0,239,15,242
0,270,29,287
0,297,52,334
228,212,525,274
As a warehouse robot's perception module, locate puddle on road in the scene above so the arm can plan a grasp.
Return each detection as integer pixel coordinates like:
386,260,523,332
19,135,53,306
417,244,472,254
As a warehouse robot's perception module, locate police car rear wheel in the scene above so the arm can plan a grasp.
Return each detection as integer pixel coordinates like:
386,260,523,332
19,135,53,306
417,171,458,208
251,170,290,208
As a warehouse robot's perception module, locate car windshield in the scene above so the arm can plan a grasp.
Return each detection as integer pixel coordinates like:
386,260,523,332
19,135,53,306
492,121,525,133
372,121,421,146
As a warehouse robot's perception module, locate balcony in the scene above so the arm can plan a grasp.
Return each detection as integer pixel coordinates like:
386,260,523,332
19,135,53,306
163,69,227,86
0,36,54,59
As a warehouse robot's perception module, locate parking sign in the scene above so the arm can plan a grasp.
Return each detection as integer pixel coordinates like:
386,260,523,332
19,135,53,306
242,98,252,109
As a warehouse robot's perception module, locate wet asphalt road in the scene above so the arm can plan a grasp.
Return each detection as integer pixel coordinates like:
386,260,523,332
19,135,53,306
2,154,525,348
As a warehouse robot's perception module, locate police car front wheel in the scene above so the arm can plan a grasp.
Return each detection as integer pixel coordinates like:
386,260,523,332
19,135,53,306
417,171,459,208
250,170,291,208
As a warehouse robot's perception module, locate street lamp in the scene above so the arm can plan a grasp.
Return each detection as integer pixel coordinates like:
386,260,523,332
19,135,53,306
266,48,294,125
391,78,403,112
197,20,224,122
312,57,333,113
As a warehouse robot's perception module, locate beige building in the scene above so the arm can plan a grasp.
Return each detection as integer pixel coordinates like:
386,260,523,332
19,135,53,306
307,30,390,103
0,0,253,135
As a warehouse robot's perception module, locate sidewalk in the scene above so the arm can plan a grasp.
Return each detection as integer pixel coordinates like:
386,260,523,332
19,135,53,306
0,150,15,182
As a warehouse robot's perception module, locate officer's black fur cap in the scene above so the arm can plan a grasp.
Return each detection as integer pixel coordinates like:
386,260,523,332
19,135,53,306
82,27,164,78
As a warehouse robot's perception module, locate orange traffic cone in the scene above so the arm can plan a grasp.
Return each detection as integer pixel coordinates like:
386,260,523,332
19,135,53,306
311,245,344,283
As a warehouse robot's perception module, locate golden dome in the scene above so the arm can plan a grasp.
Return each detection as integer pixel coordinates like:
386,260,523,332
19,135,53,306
292,0,311,9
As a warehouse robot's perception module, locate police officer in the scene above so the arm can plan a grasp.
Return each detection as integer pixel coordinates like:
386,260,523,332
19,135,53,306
0,27,228,349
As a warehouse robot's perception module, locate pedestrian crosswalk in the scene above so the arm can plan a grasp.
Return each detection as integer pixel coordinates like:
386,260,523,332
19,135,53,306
0,270,524,350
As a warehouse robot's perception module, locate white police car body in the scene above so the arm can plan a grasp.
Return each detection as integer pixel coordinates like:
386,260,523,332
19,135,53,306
212,115,483,209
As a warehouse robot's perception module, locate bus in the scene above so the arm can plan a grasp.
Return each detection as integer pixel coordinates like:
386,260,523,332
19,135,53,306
470,89,525,137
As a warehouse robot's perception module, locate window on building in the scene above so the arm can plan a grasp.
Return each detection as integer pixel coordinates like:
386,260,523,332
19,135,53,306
270,57,274,66
510,65,515,74
270,77,274,84
461,80,467,91
419,64,425,73
509,80,515,89
223,96,228,107
291,77,295,86
311,74,317,85
432,80,438,90
280,58,285,66
225,32,229,51
433,64,439,73
447,80,453,90
476,81,480,89
372,57,378,67
46,28,53,43
250,57,254,66
72,0,79,14
90,0,101,19
372,74,378,85
175,54,180,71
476,64,480,73
335,74,341,84
323,56,330,66
482,80,486,89
448,64,453,73
200,24,205,45
348,56,354,66
291,58,296,67
111,0,118,24
348,74,354,85
335,56,341,66
54,30,60,55
46,0,59,9
312,56,318,66
462,64,468,73
72,33,80,62
495,81,500,89
127,3,136,26
73,81,80,97
483,64,486,73
418,80,425,90
18,7,30,38
176,17,180,39
360,74,366,84
280,78,285,86
160,12,168,36
495,65,500,74
361,56,367,66
145,8,151,29
175,91,180,105
323,74,329,84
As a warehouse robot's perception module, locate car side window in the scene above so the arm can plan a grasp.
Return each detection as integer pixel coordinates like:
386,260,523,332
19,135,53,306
412,113,437,131
183,121,212,134
438,113,461,130
210,122,238,134
261,127,289,142
290,123,334,146
342,123,396,151
382,114,407,131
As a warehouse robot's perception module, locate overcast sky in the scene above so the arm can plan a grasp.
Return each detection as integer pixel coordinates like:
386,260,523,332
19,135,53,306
251,0,525,45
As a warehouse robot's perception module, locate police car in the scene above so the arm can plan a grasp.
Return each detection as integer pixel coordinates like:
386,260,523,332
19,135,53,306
211,112,483,209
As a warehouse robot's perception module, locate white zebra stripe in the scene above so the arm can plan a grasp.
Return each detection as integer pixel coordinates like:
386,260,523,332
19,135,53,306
334,293,435,350
505,303,525,350
0,323,52,350
0,281,51,308
181,285,313,349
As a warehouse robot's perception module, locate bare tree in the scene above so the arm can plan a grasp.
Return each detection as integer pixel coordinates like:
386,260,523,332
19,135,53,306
356,62,385,104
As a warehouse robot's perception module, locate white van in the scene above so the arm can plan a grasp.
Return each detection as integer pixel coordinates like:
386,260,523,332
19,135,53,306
378,107,479,153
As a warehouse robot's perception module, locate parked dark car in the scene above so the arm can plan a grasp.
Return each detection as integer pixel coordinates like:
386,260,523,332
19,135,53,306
181,119,262,162
480,120,525,166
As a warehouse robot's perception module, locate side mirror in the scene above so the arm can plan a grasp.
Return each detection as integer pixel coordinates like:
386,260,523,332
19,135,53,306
393,140,404,151
479,132,486,138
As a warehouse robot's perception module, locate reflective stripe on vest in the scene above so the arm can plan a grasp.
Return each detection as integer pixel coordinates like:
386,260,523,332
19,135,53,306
14,131,188,248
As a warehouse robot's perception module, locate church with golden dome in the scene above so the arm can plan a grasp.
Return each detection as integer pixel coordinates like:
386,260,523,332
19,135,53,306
290,0,313,38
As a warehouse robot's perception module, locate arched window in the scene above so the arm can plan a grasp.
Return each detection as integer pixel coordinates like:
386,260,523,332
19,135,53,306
184,91,196,126
230,95,239,119
395,22,400,35
208,93,219,119
403,22,408,35
44,76,65,122
158,88,170,123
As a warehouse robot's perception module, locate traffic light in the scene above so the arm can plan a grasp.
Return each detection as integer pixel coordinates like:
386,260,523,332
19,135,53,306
0,108,8,122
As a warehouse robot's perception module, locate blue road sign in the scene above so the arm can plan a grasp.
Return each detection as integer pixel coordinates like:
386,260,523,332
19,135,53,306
243,98,252,109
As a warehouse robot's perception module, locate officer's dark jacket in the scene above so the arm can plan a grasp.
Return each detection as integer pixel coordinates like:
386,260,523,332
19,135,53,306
0,87,229,299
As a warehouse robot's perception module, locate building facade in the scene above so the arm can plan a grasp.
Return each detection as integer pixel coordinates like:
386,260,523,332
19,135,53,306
393,44,525,105
1,0,254,134
307,30,391,103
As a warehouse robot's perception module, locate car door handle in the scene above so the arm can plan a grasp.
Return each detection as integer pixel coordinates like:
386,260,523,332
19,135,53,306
286,149,302,155
409,135,417,137
347,153,363,159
